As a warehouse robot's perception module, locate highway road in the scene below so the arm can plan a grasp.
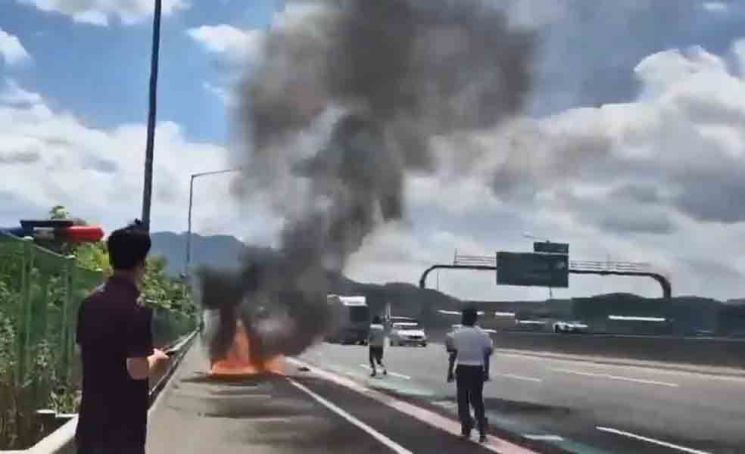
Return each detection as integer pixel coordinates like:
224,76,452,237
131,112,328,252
146,340,535,454
300,342,745,453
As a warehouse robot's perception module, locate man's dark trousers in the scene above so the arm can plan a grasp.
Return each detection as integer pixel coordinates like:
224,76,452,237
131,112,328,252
455,364,486,434
369,346,384,367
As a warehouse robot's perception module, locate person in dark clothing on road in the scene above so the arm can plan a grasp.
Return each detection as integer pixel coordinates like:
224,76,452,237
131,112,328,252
445,307,493,443
76,222,169,454
368,315,387,377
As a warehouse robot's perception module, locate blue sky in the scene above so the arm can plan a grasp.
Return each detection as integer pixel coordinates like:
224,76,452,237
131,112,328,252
0,0,278,143
5,0,745,299
2,0,745,143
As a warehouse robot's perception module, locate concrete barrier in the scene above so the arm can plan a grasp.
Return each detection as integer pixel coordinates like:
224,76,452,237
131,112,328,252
493,331,745,369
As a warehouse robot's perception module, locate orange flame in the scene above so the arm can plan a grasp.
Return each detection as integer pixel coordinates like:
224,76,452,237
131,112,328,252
210,321,284,376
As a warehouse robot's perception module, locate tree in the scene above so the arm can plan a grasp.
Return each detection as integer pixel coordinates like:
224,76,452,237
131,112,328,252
75,243,111,275
49,206,69,220
142,257,193,314
43,206,87,254
46,205,195,326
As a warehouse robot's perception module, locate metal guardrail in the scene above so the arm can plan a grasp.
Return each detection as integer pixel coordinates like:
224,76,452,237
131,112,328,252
149,329,198,404
453,254,497,266
23,329,199,454
570,260,651,273
454,252,652,273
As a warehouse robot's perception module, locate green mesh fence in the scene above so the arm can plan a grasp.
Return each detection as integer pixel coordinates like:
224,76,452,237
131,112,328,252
0,232,197,449
0,233,103,448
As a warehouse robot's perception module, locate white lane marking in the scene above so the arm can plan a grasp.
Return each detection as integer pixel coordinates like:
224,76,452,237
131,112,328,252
596,426,711,454
500,373,542,383
524,434,564,442
389,372,411,380
287,377,413,454
358,364,411,380
552,368,679,387
432,400,457,409
289,358,536,454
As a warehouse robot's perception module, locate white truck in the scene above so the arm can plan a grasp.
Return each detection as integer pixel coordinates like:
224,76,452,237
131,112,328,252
326,295,371,345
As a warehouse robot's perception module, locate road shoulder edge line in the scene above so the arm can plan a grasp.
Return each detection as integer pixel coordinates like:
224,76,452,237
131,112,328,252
287,357,536,454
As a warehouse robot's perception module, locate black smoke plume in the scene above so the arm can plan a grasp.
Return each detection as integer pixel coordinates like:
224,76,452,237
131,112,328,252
199,0,535,362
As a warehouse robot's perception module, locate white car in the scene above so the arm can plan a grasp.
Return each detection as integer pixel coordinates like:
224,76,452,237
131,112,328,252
389,321,428,347
553,320,589,334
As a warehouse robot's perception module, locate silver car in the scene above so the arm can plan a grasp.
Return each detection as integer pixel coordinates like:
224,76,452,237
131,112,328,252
389,321,428,347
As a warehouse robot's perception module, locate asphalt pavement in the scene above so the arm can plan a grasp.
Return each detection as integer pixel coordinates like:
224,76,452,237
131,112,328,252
300,342,745,454
146,340,531,454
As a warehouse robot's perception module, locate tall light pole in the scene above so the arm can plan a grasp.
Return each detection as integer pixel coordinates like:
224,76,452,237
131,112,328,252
185,168,243,278
141,0,162,231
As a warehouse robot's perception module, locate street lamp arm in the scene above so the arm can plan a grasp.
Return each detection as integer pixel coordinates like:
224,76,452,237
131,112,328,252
185,166,244,278
191,167,245,179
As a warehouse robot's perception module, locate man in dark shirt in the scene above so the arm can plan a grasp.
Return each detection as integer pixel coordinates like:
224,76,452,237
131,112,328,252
76,222,169,454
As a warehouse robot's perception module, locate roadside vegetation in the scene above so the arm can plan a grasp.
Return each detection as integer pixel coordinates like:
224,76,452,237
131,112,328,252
0,208,196,449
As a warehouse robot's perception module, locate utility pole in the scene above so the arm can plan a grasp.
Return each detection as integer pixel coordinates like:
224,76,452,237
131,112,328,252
186,174,196,278
141,0,162,231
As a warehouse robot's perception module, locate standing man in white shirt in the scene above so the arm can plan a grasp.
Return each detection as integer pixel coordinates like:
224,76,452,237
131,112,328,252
368,315,387,377
445,307,493,442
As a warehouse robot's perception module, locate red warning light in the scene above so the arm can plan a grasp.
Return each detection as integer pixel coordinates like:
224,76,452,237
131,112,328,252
60,226,104,243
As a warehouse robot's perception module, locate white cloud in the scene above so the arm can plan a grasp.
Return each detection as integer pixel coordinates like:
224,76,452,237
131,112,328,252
500,0,568,29
343,39,745,301
0,79,41,105
202,81,236,107
485,43,745,226
187,25,264,64
187,2,335,66
634,46,728,98
702,2,728,13
202,81,224,98
0,82,243,236
407,176,501,217
731,38,745,76
0,28,31,67
72,10,108,26
18,0,189,26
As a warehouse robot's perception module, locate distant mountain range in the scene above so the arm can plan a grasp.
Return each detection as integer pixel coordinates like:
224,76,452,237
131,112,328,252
150,232,463,327
151,232,745,335
151,232,247,276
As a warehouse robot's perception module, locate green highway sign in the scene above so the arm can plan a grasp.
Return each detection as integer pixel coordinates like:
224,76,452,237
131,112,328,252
497,252,569,288
533,241,569,255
